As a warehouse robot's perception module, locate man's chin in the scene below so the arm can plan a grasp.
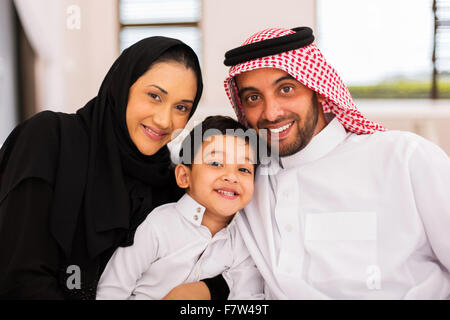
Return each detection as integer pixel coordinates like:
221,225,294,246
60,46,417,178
269,138,303,157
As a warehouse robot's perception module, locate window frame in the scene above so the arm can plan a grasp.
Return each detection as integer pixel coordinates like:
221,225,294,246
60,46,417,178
117,0,202,55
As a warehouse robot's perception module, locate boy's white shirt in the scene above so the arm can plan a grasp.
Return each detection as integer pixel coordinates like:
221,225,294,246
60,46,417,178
96,193,264,300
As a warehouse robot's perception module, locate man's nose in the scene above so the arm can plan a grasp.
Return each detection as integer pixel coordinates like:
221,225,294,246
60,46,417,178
262,96,284,122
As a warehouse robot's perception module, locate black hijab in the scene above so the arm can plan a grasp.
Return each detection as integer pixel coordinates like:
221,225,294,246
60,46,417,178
0,36,203,260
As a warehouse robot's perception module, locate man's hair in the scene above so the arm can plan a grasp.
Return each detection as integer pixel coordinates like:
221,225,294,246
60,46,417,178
179,115,259,168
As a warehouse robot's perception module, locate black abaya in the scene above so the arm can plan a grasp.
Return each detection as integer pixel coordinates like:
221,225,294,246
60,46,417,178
0,36,229,299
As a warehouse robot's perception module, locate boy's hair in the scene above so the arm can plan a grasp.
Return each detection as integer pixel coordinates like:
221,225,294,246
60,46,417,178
179,115,259,168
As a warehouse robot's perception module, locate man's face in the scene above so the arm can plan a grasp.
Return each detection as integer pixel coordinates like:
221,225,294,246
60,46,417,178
235,68,326,157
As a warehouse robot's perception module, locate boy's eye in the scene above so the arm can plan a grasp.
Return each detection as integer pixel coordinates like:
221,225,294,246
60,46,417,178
208,161,222,167
239,167,252,174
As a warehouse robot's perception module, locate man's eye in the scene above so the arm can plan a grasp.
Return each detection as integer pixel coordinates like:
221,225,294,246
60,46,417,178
281,86,293,94
246,94,260,103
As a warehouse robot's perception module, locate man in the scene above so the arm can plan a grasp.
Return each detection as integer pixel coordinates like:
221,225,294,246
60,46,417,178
223,27,450,299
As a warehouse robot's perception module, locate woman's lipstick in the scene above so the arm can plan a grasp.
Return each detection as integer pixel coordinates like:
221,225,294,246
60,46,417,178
141,124,168,141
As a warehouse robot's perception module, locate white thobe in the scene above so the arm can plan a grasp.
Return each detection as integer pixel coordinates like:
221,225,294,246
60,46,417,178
96,193,264,300
238,117,450,299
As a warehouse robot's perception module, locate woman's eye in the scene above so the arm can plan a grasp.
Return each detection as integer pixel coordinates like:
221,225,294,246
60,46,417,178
148,93,161,101
239,167,252,174
175,105,190,113
281,86,293,94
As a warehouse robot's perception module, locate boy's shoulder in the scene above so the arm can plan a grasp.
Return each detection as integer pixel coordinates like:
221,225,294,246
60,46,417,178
142,202,180,226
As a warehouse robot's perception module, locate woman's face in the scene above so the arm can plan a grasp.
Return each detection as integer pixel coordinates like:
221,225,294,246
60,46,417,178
126,61,197,156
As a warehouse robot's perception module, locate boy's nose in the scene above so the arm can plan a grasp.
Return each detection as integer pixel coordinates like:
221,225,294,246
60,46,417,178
222,172,238,184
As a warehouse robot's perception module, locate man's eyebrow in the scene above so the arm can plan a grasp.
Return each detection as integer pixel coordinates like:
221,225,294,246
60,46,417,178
273,74,296,85
147,84,168,95
237,74,296,98
238,86,258,98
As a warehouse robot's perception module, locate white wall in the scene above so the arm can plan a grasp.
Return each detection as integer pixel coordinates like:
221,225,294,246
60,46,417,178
0,0,18,145
24,0,120,114
59,0,119,112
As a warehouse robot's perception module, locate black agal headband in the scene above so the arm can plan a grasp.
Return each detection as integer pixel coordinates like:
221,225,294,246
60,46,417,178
223,27,314,67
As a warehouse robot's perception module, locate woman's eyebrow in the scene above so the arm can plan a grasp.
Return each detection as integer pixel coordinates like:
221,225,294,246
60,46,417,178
148,85,194,103
147,84,168,95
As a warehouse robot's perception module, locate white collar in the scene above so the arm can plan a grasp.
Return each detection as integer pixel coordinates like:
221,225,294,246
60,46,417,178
278,117,348,170
174,193,239,231
175,193,206,227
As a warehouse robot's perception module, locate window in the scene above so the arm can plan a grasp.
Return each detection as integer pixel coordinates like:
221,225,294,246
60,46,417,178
119,0,202,60
317,0,450,99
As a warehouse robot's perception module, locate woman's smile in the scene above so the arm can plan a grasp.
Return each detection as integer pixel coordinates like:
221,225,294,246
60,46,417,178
141,124,168,141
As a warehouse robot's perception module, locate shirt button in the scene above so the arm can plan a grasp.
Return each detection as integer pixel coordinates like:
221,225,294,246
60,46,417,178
193,215,199,221
285,224,293,232
197,207,202,213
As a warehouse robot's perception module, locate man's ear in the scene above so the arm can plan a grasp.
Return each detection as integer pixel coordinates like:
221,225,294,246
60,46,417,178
316,92,326,104
175,164,191,189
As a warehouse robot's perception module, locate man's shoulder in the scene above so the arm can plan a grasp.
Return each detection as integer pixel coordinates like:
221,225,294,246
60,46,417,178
346,129,448,164
350,129,423,145
348,129,428,153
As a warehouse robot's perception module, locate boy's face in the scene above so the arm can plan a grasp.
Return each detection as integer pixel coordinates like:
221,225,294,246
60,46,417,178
176,135,255,222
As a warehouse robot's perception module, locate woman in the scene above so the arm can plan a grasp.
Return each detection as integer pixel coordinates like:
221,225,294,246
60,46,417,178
0,37,227,299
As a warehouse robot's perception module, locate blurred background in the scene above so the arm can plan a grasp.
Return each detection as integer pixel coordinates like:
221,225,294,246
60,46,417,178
1,0,449,154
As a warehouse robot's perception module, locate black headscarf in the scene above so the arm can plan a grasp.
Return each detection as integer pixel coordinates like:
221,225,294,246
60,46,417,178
0,36,203,260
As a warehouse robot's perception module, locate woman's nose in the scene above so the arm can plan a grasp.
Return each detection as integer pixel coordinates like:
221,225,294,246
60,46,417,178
153,104,171,129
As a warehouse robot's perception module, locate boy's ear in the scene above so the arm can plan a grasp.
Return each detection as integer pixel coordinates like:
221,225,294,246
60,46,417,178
174,164,191,189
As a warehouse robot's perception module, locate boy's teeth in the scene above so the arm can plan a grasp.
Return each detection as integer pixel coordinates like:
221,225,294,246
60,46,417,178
217,190,235,196
269,121,293,134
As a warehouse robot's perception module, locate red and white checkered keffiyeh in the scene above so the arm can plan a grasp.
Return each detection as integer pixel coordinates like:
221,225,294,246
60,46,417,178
224,27,386,134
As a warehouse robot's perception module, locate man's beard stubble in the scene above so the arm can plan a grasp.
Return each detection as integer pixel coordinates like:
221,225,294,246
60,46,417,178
260,95,320,157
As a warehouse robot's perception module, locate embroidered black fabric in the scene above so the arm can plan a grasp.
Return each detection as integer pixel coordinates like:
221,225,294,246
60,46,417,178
223,27,314,67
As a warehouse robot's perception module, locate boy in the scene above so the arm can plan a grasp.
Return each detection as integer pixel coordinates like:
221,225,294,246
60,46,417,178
96,116,263,299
